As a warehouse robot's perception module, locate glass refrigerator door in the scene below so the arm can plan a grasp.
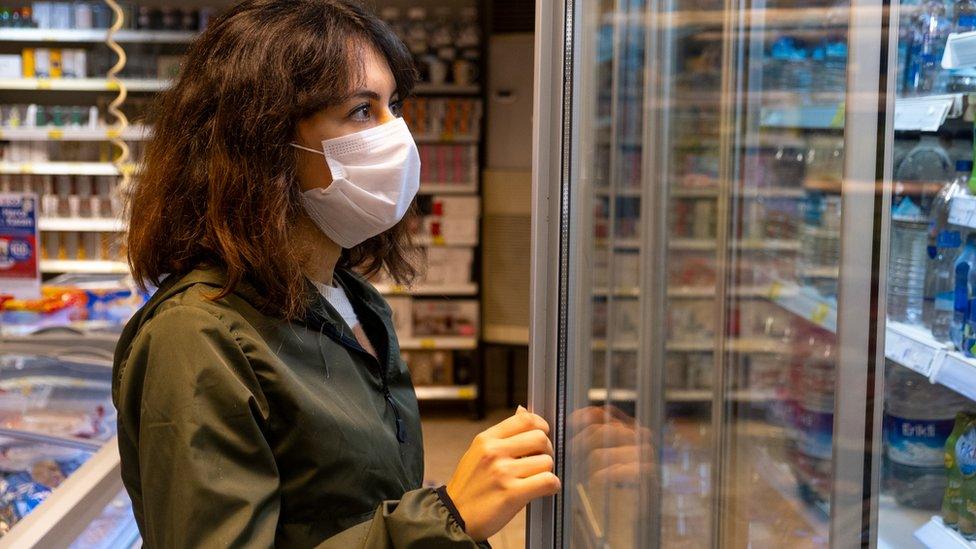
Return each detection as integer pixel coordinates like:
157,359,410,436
530,0,890,547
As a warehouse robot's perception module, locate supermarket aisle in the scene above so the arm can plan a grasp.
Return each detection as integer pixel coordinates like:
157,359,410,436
422,408,526,549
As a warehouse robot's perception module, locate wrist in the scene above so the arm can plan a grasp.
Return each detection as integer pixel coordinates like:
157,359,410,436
435,485,467,533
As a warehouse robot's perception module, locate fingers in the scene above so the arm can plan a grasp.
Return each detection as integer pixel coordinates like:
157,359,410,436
485,409,550,439
507,453,555,478
501,428,554,458
517,471,562,500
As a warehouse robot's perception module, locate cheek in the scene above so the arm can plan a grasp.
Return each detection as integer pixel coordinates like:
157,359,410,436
296,152,334,193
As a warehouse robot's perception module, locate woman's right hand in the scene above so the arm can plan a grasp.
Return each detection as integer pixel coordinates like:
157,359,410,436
445,406,561,542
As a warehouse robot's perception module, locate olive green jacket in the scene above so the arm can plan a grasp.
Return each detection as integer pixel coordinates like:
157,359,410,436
112,267,488,548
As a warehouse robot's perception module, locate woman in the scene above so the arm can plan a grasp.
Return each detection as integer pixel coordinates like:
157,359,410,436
112,0,559,546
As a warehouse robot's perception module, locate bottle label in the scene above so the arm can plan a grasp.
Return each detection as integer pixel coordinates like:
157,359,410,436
937,291,955,312
940,230,963,249
956,426,976,476
884,414,955,467
797,406,833,460
960,15,976,28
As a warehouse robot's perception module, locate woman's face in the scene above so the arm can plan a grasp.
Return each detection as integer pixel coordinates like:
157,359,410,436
294,45,403,193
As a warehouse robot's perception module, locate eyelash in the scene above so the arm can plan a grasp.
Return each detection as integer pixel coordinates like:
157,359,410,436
350,100,404,122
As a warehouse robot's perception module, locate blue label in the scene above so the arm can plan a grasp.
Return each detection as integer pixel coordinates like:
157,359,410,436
959,15,976,28
884,414,954,467
937,290,955,312
940,230,963,249
956,261,971,315
957,426,976,476
929,245,938,259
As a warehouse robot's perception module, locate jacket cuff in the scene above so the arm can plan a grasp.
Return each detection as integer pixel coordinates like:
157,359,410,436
434,485,467,532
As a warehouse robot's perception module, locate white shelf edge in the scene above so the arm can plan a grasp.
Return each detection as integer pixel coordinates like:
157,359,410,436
914,515,976,548
0,28,197,43
0,78,170,92
38,218,125,232
587,388,778,403
414,385,478,400
765,280,838,332
885,321,976,403
0,161,123,176
399,336,478,351
40,260,129,274
374,282,478,297
0,126,149,141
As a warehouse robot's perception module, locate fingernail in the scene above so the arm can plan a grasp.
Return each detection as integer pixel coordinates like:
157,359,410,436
517,405,527,414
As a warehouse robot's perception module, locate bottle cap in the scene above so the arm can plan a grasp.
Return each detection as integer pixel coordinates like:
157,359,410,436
958,160,973,172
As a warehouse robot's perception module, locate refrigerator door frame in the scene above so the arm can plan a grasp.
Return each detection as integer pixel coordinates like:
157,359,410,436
528,0,574,546
829,1,893,547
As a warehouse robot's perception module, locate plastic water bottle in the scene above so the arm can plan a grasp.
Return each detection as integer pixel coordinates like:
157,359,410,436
890,198,930,325
906,0,950,94
953,233,976,350
884,361,971,509
956,0,976,33
924,160,968,338
896,135,953,215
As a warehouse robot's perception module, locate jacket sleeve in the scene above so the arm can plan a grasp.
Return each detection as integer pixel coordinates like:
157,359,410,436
120,305,490,548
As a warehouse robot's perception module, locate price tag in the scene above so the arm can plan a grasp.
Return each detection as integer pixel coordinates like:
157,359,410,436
886,331,933,376
811,303,829,325
36,79,52,90
432,235,446,246
457,387,476,399
768,281,783,300
420,338,437,349
830,103,845,128
105,81,120,91
391,284,407,294
105,129,121,139
18,164,32,174
47,129,63,140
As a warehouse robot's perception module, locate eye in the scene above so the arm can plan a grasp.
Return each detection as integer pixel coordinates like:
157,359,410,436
349,103,371,122
390,100,404,118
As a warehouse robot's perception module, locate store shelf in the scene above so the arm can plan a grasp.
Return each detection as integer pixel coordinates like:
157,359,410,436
593,338,784,354
414,235,479,247
667,285,798,299
594,238,641,250
595,187,642,197
593,286,641,298
414,135,479,144
0,161,131,176
40,260,129,274
587,387,778,403
374,282,478,297
894,93,966,132
0,126,149,141
419,183,478,195
799,265,840,279
668,239,801,252
414,385,478,401
765,280,837,332
885,321,976,403
913,515,976,548
760,104,844,130
740,187,807,199
399,336,478,351
0,78,169,92
670,188,718,198
412,83,481,95
949,194,976,229
38,218,124,232
0,28,197,43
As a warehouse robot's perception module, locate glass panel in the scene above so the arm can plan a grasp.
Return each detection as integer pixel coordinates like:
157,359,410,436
877,0,976,545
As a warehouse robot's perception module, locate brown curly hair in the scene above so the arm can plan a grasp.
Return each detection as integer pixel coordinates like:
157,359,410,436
126,0,418,319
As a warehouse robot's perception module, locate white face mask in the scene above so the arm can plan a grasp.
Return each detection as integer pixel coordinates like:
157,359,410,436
291,117,421,248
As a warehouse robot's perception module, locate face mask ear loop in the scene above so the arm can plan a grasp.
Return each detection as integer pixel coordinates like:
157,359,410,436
290,142,325,156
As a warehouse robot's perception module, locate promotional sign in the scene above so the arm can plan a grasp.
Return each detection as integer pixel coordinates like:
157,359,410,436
0,193,40,299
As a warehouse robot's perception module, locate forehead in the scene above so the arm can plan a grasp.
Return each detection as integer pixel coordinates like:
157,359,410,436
345,42,397,96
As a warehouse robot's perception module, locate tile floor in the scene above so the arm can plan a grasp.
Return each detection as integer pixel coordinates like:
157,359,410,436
422,408,526,549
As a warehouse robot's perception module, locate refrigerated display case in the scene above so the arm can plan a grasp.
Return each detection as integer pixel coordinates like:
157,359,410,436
0,274,138,547
530,0,976,547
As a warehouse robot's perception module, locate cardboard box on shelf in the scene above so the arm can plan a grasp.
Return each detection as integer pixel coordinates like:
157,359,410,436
401,350,454,386
386,296,413,339
413,299,479,337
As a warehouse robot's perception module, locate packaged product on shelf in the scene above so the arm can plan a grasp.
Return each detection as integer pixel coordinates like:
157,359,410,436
884,362,970,510
412,299,478,337
943,412,972,529
612,251,640,289
385,296,413,339
746,354,786,390
668,253,716,288
664,353,687,389
611,299,640,343
668,300,716,342
956,417,976,537
423,247,473,285
686,353,713,390
400,350,453,386
0,56,21,79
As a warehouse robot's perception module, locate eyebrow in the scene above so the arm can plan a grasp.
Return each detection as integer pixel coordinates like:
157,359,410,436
341,89,400,103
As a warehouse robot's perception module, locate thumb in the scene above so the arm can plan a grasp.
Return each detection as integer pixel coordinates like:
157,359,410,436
517,405,528,415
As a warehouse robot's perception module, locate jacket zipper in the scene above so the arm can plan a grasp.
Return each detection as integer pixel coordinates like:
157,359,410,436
322,321,407,445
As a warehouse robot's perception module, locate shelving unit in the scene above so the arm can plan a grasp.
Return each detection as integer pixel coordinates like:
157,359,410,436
413,385,478,401
0,28,196,43
38,218,124,232
399,336,479,351
913,516,976,548
39,260,129,274
0,78,169,92
0,126,149,141
0,162,128,176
